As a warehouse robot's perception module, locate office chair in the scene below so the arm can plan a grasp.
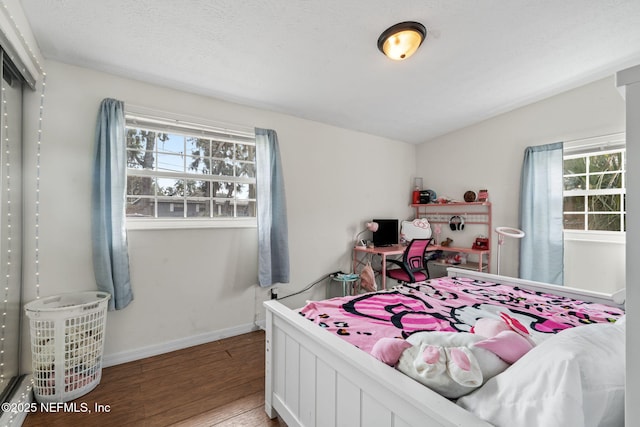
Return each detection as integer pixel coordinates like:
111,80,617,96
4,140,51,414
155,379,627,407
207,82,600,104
386,238,433,284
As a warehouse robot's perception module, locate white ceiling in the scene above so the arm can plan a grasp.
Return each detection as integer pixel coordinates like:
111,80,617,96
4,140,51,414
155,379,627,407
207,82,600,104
19,0,640,144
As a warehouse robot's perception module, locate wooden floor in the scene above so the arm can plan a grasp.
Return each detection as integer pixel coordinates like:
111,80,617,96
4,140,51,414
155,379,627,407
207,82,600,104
23,330,285,426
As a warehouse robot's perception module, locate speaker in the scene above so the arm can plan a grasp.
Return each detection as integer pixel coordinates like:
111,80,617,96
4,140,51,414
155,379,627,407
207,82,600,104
449,215,465,231
419,189,436,204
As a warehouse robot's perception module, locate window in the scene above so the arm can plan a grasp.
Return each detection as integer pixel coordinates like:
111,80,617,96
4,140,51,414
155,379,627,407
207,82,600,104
125,111,256,228
563,137,626,232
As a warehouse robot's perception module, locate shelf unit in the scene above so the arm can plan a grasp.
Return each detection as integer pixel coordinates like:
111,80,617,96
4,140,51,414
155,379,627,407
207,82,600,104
411,202,492,273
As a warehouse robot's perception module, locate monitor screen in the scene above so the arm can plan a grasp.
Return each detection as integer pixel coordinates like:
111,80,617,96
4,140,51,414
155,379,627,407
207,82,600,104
372,219,399,247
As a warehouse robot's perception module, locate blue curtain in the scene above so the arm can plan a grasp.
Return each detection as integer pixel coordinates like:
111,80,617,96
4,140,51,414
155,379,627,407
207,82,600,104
92,98,133,310
519,142,564,285
255,128,290,286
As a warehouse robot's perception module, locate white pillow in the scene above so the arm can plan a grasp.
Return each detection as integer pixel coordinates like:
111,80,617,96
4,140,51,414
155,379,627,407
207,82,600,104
457,321,625,427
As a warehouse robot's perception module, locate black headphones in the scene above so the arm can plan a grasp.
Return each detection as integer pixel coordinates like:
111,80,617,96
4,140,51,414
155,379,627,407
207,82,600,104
449,215,465,231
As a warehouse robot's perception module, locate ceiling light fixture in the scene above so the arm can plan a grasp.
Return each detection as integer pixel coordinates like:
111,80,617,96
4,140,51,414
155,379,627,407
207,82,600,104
377,21,427,61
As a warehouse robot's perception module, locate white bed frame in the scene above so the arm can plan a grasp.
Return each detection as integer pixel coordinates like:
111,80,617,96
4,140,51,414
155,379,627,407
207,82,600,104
263,268,625,427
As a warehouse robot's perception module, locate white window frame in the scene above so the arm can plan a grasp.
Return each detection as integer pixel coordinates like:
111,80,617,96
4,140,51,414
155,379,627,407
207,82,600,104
563,134,626,243
124,106,257,230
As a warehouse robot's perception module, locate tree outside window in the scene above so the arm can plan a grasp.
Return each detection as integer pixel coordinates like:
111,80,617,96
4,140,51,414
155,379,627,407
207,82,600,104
563,149,625,232
125,119,256,221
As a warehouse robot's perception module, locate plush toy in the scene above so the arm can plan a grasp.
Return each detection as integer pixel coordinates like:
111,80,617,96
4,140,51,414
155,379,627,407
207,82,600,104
370,313,535,398
440,237,453,247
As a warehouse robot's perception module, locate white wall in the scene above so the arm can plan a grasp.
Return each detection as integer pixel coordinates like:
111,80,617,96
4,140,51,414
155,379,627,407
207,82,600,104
564,236,625,294
20,60,416,366
416,77,626,287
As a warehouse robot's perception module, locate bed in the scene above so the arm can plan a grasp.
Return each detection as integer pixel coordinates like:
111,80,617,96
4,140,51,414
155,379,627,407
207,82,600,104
263,268,625,427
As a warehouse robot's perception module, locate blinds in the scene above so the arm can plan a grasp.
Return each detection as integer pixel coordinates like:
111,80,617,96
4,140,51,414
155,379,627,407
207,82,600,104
563,132,625,156
125,111,255,145
0,26,38,89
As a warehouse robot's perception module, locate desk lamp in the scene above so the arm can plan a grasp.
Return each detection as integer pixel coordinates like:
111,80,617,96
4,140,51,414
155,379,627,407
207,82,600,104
355,222,379,247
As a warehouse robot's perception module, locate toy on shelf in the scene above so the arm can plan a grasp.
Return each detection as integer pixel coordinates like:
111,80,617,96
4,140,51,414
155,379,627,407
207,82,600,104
440,237,453,247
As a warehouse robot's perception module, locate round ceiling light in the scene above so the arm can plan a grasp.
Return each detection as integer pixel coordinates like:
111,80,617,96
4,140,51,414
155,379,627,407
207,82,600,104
377,21,427,61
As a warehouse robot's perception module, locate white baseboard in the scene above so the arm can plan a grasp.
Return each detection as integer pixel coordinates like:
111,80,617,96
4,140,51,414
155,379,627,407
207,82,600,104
102,322,259,367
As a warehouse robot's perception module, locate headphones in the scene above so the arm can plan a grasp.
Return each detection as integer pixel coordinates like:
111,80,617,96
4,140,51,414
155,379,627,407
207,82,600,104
449,215,465,231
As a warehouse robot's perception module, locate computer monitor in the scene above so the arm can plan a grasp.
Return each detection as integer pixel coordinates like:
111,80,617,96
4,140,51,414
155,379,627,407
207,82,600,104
372,219,399,247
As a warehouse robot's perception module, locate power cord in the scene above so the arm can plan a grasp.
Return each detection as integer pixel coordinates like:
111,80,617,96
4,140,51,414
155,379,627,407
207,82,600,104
271,270,344,301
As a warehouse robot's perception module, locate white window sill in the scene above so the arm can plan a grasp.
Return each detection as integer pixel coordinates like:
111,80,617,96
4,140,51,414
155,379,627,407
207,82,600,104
126,218,257,230
564,230,625,244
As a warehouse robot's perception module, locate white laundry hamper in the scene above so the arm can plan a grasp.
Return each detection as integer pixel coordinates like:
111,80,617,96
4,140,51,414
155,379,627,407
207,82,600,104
24,291,110,403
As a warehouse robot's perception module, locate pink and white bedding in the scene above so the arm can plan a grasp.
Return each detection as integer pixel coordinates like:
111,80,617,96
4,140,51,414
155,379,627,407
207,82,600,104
298,276,624,354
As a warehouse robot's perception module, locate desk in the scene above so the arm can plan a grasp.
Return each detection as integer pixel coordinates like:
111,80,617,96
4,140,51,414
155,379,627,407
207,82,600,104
352,245,405,290
427,244,490,272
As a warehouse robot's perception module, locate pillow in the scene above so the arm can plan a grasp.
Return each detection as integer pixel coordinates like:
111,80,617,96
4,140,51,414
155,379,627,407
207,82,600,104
473,330,534,364
396,331,509,398
457,322,625,427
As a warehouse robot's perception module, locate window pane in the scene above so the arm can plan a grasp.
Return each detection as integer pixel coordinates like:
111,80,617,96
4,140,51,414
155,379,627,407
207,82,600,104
157,134,185,154
127,150,156,170
126,130,156,170
187,200,210,218
186,155,209,174
127,197,155,217
185,180,210,197
564,157,585,174
157,153,185,173
564,175,586,191
563,196,584,212
589,172,622,190
563,214,585,230
212,200,235,217
186,137,210,157
235,183,256,200
236,144,256,162
589,152,622,173
588,214,621,231
157,198,185,218
127,176,155,196
237,201,256,217
210,159,234,176
211,140,233,159
157,178,183,196
588,194,620,212
127,129,156,150
236,161,256,178
213,182,236,198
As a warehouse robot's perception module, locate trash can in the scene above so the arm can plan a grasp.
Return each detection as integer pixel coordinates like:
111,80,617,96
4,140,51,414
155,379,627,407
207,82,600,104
24,291,110,403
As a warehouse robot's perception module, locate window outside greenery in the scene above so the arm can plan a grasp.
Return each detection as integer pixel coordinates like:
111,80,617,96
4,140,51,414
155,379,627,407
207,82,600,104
125,123,256,220
563,148,625,232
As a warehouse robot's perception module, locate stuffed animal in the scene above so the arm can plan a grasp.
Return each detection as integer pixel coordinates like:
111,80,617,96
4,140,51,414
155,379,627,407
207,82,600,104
440,237,453,247
370,313,535,398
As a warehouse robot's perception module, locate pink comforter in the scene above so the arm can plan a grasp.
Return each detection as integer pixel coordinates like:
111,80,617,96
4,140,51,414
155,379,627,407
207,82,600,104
299,276,624,354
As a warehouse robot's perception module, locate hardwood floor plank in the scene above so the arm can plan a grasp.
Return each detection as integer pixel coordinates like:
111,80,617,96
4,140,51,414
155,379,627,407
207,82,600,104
165,389,266,427
144,377,266,426
23,330,285,427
